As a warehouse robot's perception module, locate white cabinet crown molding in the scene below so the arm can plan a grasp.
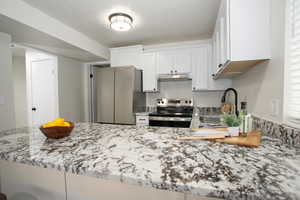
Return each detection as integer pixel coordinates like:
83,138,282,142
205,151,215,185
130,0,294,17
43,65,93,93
143,40,212,52
110,45,144,52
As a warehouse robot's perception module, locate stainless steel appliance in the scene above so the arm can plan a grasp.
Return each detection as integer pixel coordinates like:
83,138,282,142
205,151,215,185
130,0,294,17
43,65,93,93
149,98,193,128
95,66,145,125
158,73,191,81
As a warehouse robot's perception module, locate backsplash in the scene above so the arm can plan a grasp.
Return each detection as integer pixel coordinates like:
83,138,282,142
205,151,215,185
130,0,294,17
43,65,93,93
252,116,300,147
198,107,222,116
146,80,224,107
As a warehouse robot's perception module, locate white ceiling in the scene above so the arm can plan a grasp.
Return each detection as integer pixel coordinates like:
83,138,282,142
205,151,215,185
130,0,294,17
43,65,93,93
22,0,221,47
0,14,104,62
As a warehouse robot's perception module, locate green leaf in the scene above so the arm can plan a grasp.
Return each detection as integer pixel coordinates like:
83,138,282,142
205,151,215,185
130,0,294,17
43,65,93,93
221,114,241,127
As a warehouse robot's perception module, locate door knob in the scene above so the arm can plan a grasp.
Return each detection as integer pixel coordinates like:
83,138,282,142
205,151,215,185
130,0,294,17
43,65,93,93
32,107,37,111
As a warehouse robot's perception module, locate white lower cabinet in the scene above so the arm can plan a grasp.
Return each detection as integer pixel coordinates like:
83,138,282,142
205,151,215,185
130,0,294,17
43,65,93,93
0,161,66,200
0,161,220,200
186,194,221,200
66,173,183,200
136,113,149,126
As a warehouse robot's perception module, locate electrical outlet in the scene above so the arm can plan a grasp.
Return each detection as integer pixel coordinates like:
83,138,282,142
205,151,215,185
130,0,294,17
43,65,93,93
270,99,280,117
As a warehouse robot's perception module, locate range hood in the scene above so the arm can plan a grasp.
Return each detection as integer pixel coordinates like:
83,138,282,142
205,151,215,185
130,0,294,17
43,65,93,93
158,73,192,81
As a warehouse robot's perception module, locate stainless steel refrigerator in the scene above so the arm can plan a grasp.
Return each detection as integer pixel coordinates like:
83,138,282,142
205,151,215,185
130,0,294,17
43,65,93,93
94,66,145,125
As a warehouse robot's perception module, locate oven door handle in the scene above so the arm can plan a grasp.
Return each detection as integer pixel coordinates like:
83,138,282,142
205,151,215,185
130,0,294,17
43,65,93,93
149,116,192,122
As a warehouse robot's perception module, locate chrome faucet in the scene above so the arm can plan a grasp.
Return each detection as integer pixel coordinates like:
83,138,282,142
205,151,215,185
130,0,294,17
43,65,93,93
221,88,239,116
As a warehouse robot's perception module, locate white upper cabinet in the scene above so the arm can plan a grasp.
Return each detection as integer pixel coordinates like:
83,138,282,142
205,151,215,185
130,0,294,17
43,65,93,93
157,49,191,74
191,47,208,91
213,0,271,79
157,51,174,74
218,0,230,66
173,49,191,73
191,44,232,91
141,52,158,92
110,40,233,93
110,45,143,69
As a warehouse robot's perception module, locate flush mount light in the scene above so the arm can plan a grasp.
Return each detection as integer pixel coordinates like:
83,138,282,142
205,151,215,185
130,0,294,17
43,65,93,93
109,13,133,32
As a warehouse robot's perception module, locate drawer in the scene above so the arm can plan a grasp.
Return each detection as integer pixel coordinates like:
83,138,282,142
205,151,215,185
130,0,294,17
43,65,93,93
136,115,149,125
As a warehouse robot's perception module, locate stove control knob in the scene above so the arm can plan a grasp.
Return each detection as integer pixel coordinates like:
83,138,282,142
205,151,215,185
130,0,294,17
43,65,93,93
161,101,164,104
189,100,192,104
185,101,188,104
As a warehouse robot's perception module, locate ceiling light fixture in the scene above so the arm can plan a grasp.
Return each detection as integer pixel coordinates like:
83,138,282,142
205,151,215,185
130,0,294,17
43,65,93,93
109,13,133,32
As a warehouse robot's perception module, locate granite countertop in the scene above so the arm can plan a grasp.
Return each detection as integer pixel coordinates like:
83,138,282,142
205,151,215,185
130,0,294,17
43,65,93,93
0,123,300,200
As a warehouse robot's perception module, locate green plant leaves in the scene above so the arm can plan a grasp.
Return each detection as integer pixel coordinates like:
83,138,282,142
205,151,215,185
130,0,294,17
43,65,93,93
221,114,242,127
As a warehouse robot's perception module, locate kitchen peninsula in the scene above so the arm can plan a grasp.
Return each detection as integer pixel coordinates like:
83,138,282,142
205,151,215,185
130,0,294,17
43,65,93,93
0,123,299,200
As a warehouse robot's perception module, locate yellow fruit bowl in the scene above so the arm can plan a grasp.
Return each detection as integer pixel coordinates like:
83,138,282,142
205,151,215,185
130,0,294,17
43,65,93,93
39,119,74,139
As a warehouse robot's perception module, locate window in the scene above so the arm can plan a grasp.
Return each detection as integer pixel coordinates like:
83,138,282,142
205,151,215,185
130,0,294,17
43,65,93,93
285,0,300,128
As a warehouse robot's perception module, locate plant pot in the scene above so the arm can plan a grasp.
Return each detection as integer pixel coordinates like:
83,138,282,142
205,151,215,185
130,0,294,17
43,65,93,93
228,127,240,137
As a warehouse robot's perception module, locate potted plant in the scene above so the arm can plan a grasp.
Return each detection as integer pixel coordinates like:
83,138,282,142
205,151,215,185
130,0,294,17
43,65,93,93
221,114,242,136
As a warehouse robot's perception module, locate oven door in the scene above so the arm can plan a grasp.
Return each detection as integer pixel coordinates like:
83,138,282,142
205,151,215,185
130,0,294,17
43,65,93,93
149,116,191,128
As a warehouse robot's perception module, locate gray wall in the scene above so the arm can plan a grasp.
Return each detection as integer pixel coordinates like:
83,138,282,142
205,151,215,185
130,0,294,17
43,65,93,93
0,32,16,131
12,55,27,128
232,0,285,123
57,56,85,122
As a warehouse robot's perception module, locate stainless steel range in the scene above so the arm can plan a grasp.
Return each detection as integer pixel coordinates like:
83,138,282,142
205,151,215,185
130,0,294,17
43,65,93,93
149,98,193,128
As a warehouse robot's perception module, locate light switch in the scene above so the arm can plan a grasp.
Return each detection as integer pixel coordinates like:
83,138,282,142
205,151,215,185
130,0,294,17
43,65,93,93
0,96,5,105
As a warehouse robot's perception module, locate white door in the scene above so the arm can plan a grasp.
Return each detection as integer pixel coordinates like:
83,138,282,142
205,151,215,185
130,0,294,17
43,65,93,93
142,53,158,92
173,49,191,74
31,59,58,126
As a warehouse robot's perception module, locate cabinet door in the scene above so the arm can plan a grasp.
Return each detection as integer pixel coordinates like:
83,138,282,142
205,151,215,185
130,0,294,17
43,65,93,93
201,43,232,91
67,173,184,200
173,49,191,74
219,0,230,65
191,47,209,91
157,51,174,74
215,24,222,73
212,31,218,75
208,43,232,90
141,53,158,92
0,161,66,200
